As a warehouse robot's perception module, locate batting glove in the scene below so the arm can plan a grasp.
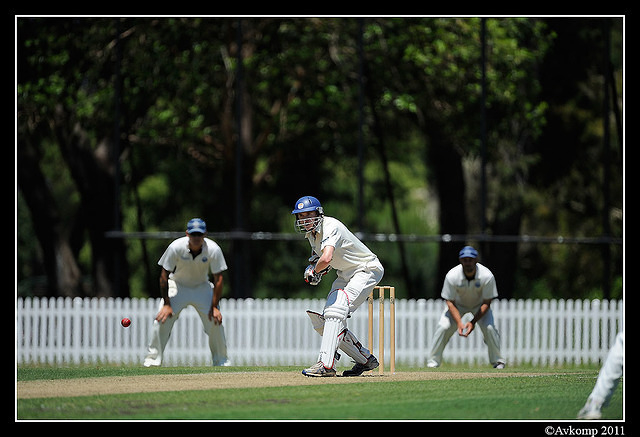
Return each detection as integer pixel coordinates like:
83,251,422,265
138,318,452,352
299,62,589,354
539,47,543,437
304,264,323,285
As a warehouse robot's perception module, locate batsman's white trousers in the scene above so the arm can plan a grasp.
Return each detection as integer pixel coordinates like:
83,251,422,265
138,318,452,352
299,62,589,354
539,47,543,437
317,258,384,368
329,258,385,313
428,304,505,367
144,279,229,366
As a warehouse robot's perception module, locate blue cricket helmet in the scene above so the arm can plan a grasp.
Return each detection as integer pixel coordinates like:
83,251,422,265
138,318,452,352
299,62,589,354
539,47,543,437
292,196,324,233
291,196,324,215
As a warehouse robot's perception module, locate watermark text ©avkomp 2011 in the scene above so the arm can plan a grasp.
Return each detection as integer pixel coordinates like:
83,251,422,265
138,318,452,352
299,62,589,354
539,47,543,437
545,425,625,436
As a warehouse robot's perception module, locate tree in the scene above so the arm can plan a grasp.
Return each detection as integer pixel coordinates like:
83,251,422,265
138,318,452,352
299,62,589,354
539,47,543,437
18,18,129,297
359,18,552,297
17,17,622,300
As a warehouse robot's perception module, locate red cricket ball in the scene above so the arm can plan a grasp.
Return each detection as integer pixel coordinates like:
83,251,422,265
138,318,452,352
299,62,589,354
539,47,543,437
121,317,131,328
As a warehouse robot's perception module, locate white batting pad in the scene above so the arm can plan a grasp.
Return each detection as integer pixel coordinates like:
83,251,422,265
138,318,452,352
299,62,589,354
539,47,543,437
317,318,345,368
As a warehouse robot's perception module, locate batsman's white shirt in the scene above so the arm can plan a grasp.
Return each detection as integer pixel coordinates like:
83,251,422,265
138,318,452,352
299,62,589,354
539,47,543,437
307,216,378,280
158,236,228,287
441,263,498,309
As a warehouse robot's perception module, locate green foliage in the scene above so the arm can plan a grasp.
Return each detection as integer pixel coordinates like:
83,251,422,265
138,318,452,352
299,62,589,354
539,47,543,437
17,17,623,300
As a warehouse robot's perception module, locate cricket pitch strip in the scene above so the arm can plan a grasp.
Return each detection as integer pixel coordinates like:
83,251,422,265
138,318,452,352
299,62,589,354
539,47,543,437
17,371,535,399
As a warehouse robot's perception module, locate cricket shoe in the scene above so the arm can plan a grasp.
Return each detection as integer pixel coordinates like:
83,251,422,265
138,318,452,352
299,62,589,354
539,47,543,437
577,398,603,420
342,355,379,376
143,358,161,367
302,361,336,377
493,361,506,369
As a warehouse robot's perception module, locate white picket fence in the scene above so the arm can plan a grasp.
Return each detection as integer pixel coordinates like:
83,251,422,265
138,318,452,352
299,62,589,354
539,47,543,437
16,296,623,368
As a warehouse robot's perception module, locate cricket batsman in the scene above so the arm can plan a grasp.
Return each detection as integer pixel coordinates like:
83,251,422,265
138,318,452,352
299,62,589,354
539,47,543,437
292,195,385,377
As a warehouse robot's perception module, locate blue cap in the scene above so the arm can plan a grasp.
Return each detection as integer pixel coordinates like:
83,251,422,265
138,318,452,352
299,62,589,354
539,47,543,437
187,218,207,234
458,246,478,258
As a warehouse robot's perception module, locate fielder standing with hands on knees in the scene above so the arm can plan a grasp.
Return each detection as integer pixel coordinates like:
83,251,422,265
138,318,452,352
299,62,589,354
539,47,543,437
292,195,385,377
143,218,230,367
427,245,506,369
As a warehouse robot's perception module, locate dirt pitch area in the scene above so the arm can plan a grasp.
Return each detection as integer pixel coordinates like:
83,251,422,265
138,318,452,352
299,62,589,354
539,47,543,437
17,371,532,399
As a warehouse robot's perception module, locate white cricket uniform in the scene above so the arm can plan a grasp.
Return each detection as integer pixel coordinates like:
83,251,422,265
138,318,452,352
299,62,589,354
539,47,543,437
441,263,498,310
307,216,384,368
428,263,505,367
578,331,624,418
144,236,230,366
307,216,384,310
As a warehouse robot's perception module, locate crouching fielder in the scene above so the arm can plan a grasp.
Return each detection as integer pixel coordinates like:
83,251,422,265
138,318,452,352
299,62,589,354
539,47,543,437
427,246,506,369
144,218,230,367
292,196,384,377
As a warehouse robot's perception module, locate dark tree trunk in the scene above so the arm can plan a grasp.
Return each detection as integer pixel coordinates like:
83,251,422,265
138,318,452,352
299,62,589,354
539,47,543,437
17,138,83,297
485,205,522,300
425,128,467,298
53,106,130,297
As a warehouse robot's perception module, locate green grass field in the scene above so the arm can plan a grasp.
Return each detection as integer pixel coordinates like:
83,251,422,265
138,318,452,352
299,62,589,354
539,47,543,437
16,365,624,422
